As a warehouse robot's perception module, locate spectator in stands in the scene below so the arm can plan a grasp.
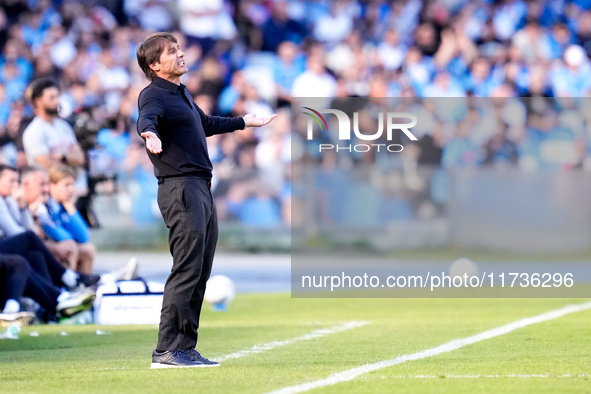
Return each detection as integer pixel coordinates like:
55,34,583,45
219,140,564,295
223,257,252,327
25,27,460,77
260,0,306,52
0,84,10,127
376,28,407,72
22,78,84,169
551,44,591,97
441,119,483,169
423,71,466,97
512,20,553,64
178,0,237,55
93,114,131,177
218,70,246,115
226,181,282,227
0,39,33,103
464,57,498,97
273,41,305,107
291,54,337,98
92,46,132,115
483,122,519,167
313,0,356,49
123,0,173,32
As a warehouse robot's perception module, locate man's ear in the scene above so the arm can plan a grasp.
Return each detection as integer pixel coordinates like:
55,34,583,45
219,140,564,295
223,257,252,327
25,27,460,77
149,62,160,72
32,96,43,111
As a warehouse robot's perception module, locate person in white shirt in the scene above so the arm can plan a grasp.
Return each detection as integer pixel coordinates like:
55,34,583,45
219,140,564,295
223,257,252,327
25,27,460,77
177,0,237,54
291,54,337,98
22,79,85,170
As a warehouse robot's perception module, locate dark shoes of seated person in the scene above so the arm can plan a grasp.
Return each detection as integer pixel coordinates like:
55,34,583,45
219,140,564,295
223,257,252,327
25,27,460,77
184,347,220,366
77,273,101,288
151,350,220,369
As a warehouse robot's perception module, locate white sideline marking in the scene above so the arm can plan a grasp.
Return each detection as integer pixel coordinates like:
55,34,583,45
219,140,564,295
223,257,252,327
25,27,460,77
266,301,591,394
212,321,370,362
359,374,590,379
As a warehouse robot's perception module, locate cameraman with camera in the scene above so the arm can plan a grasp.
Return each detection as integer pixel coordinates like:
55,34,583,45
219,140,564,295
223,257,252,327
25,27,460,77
22,79,85,170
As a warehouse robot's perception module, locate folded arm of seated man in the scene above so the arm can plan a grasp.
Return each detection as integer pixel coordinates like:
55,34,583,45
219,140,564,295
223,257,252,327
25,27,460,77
21,165,76,268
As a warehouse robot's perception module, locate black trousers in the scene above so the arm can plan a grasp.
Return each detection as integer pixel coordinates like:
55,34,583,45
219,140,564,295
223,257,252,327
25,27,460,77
156,176,218,351
0,231,66,287
0,254,60,314
0,254,29,303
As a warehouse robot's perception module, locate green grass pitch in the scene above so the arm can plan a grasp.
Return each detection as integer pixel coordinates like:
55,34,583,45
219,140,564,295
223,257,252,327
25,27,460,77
1,294,590,393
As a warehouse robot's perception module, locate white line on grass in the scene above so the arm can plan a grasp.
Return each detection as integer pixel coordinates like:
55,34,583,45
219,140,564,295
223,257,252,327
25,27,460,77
212,321,370,362
359,374,591,379
266,301,591,394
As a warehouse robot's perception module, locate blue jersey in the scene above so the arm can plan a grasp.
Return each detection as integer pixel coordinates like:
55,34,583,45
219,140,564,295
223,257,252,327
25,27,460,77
35,197,89,243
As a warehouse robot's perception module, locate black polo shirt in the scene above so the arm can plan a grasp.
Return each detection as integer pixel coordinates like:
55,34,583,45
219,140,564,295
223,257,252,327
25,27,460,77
136,76,245,181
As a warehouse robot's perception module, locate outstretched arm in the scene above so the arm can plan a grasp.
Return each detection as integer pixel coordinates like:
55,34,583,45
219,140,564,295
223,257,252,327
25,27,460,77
137,90,164,154
196,102,277,136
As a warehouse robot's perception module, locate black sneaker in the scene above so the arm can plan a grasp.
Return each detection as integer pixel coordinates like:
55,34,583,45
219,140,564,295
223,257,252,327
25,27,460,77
77,273,100,288
151,350,210,369
184,348,220,367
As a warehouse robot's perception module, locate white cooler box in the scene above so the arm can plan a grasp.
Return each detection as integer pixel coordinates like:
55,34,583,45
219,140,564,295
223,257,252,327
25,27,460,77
93,280,165,325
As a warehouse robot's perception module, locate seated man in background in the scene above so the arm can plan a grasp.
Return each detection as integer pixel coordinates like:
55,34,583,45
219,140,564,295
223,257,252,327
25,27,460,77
34,164,95,274
22,165,89,272
20,166,53,240
0,165,35,237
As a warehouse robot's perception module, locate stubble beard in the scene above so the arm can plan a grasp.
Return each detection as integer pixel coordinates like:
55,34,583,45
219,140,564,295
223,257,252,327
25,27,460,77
44,107,59,116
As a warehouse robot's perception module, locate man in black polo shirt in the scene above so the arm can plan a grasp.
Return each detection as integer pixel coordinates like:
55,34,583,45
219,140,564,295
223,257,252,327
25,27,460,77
136,32,276,369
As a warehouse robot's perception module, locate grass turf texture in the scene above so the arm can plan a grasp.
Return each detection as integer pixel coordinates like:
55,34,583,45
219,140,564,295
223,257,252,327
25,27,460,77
0,295,590,394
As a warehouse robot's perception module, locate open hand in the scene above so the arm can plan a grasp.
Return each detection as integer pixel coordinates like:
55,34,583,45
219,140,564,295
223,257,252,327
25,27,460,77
243,113,277,128
141,131,162,154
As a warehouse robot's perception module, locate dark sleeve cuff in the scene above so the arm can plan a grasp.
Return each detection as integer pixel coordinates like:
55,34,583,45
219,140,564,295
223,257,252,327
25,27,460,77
143,130,161,139
219,116,245,134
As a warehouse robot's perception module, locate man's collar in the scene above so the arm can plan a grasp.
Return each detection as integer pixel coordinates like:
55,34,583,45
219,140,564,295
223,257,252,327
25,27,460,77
152,76,183,92
36,115,56,124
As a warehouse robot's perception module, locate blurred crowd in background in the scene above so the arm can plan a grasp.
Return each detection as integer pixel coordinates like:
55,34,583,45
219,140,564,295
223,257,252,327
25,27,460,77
2,0,591,228
292,95,591,227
